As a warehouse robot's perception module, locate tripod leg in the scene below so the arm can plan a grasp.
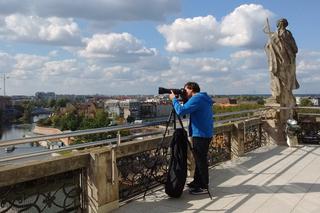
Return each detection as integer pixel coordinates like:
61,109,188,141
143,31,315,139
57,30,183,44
161,109,174,143
208,189,213,200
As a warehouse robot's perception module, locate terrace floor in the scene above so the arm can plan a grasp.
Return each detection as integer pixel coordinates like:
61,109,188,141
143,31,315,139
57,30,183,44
113,144,320,213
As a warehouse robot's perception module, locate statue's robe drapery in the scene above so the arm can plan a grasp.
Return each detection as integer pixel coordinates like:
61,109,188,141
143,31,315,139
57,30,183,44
265,29,299,105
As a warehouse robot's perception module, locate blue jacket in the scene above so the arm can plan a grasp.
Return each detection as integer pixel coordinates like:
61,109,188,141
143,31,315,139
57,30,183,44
172,92,213,138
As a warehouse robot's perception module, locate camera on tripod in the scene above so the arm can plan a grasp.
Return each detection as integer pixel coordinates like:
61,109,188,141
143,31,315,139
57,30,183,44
158,87,188,103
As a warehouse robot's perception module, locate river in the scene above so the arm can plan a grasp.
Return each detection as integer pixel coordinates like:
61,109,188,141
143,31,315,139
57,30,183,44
0,115,49,160
0,123,35,141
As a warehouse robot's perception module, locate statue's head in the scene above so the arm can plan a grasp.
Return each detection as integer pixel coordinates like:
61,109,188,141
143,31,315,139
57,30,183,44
277,18,288,28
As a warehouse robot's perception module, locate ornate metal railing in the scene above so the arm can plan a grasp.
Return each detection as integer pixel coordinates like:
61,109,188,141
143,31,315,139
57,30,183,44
0,169,86,213
117,144,170,201
208,126,232,166
296,109,320,144
244,121,267,153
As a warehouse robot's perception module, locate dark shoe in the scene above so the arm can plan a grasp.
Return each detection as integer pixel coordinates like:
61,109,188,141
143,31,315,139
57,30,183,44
187,181,199,189
189,187,208,195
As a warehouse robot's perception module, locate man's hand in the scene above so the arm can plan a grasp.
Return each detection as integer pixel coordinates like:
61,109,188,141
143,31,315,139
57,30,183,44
169,90,176,100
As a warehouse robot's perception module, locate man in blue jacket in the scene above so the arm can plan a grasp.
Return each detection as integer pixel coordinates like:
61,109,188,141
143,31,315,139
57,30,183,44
169,82,213,195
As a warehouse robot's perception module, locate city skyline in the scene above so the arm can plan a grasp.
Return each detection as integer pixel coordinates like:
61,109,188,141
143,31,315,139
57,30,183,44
0,0,320,96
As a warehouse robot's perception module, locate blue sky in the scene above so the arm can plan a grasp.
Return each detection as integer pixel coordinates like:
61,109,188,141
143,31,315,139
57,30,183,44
0,0,320,95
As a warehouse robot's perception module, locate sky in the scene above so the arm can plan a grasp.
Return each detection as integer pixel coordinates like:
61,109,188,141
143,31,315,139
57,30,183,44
0,0,320,96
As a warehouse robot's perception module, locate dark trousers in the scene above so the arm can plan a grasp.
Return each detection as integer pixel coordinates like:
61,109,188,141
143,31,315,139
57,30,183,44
192,137,211,189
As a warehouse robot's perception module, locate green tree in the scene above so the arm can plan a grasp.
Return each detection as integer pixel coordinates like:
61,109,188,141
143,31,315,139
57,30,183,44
300,98,313,106
19,101,35,123
37,118,52,126
48,99,56,108
51,114,62,128
56,99,67,108
95,110,110,127
257,98,265,105
60,112,81,131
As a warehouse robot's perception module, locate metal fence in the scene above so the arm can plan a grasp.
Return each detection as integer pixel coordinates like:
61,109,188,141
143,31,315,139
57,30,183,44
0,169,86,213
296,107,320,144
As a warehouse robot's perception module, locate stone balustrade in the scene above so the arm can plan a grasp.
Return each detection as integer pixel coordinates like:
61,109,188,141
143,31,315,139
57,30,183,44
0,117,285,212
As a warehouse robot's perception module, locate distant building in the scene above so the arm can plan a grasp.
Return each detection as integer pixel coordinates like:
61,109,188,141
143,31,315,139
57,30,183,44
296,96,320,106
311,97,320,106
140,102,157,119
156,103,172,118
120,99,141,120
35,92,56,100
59,103,77,115
10,96,32,106
57,102,98,118
76,102,97,118
104,99,121,118
104,99,172,121
296,97,302,105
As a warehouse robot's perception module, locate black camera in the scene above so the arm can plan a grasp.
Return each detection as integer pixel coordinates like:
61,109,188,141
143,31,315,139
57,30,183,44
158,87,188,103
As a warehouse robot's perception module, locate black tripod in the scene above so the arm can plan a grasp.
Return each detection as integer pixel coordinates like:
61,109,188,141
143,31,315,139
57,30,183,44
143,107,212,200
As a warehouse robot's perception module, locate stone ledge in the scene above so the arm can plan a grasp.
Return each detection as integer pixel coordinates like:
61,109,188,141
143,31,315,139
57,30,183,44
0,152,89,187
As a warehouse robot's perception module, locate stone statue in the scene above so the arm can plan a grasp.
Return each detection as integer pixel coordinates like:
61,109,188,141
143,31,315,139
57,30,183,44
264,18,299,107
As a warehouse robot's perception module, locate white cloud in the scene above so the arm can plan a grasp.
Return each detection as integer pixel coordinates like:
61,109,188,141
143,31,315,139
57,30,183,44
0,52,15,73
230,50,267,70
3,47,320,95
1,14,82,45
297,51,320,73
158,15,220,53
295,51,320,91
103,66,133,80
158,4,273,53
11,54,48,79
160,53,273,94
1,2,319,95
219,4,273,47
80,33,156,62
41,59,79,80
297,60,320,72
170,57,230,74
48,50,59,57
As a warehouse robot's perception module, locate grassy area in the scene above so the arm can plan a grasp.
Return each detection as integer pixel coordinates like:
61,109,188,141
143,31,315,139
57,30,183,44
214,104,263,121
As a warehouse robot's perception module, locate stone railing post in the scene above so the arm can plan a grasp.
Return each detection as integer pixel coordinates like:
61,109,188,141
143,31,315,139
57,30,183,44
262,105,290,145
87,147,119,213
231,122,245,158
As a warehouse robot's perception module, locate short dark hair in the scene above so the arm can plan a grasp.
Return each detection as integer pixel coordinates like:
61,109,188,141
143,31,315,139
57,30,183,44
184,82,200,93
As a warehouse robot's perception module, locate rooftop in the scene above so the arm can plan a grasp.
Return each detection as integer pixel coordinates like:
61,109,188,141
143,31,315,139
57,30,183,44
114,144,320,213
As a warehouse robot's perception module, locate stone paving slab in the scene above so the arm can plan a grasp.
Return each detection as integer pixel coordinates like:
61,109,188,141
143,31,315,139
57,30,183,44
113,145,320,213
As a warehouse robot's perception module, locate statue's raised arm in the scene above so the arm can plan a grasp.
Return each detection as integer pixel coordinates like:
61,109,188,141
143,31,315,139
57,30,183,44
263,18,273,40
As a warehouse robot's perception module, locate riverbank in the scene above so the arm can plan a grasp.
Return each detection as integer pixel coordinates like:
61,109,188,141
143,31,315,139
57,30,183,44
32,126,72,146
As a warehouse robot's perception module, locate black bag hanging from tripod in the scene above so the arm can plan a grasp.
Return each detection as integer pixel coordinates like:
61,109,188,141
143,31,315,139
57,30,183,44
165,128,189,198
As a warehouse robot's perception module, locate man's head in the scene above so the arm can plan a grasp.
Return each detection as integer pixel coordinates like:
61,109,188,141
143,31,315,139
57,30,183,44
184,82,200,98
277,18,288,29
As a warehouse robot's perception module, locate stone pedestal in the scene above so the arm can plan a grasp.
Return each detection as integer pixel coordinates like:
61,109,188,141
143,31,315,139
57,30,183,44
263,103,290,145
